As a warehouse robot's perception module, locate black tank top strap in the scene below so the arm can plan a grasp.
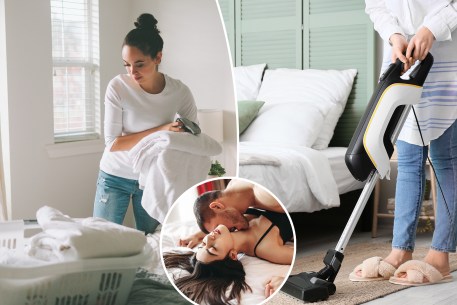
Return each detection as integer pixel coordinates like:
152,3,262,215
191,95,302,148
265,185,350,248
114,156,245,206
253,223,275,257
245,208,293,244
245,207,262,217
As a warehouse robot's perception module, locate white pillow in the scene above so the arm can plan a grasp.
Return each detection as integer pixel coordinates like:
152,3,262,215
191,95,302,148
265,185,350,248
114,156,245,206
239,101,331,147
233,63,267,101
256,68,357,149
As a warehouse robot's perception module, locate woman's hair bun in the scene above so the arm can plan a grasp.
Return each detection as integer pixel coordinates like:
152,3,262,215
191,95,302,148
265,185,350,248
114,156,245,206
134,13,159,33
124,12,163,57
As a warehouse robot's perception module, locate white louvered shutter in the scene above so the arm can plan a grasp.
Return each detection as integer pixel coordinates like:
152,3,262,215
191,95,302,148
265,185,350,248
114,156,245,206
305,0,376,146
235,0,303,69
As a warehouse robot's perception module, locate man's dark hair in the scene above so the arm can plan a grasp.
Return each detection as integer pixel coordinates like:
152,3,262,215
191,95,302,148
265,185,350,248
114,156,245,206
193,190,222,233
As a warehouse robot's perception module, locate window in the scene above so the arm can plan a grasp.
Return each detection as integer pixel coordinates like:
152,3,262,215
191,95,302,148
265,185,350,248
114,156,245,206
50,0,100,143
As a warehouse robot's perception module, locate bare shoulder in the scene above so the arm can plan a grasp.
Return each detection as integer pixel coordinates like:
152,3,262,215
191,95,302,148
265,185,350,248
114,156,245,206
226,179,254,192
254,226,293,265
253,185,284,213
226,179,284,213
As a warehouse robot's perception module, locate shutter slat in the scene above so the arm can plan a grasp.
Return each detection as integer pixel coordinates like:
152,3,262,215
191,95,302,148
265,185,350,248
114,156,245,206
309,0,364,15
218,0,236,63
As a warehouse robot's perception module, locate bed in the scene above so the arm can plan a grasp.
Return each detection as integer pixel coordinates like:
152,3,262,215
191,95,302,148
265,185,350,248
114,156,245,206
158,185,294,305
223,0,376,214
239,145,365,213
236,64,367,213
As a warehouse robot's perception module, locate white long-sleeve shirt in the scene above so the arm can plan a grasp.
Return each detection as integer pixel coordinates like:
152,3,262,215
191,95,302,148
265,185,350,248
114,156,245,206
365,0,457,145
100,73,198,180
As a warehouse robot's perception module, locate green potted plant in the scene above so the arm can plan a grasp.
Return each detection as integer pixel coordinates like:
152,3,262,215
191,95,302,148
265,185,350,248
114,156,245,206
208,160,226,177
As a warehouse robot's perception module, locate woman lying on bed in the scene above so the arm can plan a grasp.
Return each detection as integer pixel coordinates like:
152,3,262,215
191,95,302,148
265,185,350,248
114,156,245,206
163,210,294,305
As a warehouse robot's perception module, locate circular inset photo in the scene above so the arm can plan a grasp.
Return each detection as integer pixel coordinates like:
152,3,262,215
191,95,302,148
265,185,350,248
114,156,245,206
160,177,296,305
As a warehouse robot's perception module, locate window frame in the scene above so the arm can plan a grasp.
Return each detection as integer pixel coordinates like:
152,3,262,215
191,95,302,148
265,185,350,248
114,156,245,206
50,0,100,143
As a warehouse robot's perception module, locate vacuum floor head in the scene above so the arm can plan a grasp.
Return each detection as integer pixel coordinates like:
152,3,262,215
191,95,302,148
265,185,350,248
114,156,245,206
281,272,336,302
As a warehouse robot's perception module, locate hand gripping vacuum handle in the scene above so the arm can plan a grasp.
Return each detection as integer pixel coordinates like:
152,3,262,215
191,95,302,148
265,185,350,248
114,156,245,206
345,53,434,181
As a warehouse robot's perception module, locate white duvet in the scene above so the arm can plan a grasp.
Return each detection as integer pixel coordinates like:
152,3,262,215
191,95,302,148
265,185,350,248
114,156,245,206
239,142,340,213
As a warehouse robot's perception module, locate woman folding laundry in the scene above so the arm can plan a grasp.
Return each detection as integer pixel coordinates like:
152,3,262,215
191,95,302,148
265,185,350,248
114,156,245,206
163,210,294,305
351,0,457,286
93,13,197,234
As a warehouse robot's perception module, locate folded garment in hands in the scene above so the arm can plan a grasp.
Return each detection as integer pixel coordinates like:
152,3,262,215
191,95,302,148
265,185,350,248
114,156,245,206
27,206,147,262
128,131,221,223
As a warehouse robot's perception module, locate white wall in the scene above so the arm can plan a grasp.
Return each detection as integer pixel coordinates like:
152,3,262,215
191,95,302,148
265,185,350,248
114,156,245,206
0,0,9,221
0,0,237,221
165,186,198,224
375,34,383,79
131,0,238,176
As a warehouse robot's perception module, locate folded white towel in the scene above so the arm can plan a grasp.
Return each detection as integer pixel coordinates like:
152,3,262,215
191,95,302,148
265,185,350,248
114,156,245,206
130,131,222,187
0,248,47,267
27,206,147,261
137,131,222,156
128,131,222,223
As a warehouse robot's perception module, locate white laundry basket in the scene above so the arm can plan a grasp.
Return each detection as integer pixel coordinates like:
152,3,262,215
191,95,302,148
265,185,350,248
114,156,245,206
0,220,152,305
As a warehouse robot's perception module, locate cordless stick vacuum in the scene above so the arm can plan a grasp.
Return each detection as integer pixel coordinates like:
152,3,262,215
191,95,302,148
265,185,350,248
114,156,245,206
281,52,434,302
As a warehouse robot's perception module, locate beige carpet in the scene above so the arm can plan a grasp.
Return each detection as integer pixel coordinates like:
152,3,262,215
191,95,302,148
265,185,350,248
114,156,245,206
268,241,457,305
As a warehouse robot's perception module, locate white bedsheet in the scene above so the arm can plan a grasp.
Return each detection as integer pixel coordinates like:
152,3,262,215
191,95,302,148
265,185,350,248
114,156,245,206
160,220,293,305
321,147,366,194
239,142,364,213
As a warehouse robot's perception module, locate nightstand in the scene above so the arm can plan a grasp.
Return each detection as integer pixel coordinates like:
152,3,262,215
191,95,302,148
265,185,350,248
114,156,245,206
371,150,437,238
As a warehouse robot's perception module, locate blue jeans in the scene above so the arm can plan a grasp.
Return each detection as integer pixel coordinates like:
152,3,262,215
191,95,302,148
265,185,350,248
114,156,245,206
93,170,160,234
392,119,457,252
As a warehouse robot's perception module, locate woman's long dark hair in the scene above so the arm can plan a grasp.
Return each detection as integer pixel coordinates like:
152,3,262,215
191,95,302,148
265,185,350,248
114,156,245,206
123,13,163,58
163,251,252,305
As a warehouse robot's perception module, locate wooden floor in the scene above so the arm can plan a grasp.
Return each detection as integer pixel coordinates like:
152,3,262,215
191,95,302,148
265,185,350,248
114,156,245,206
294,221,457,305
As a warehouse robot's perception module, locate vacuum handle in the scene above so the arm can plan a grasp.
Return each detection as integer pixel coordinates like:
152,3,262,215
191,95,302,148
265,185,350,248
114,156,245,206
379,58,403,82
379,52,434,87
408,52,434,85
